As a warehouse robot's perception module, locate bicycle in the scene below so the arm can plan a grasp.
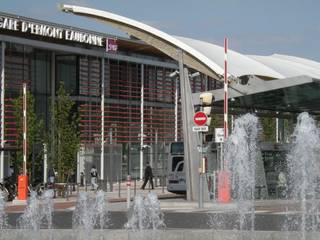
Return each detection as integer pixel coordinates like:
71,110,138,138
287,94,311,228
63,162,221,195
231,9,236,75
28,181,45,196
0,177,17,201
0,182,10,201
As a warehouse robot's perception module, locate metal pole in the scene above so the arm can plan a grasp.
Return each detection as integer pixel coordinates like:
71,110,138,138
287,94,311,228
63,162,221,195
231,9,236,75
43,143,47,184
231,115,234,133
109,128,113,192
155,129,158,186
23,82,27,175
140,64,144,180
127,143,130,175
220,142,223,170
101,57,105,182
0,42,5,183
118,176,121,198
76,149,80,184
276,117,279,143
223,37,229,168
126,175,131,209
162,143,165,193
51,52,55,173
199,132,204,208
213,170,216,200
174,76,178,142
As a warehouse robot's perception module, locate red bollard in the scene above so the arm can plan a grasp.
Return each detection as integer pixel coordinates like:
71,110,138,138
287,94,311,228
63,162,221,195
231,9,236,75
217,170,231,203
18,175,28,200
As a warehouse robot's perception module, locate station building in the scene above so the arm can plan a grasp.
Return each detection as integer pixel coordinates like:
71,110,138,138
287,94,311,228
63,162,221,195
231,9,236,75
2,7,320,198
58,5,320,199
0,12,222,183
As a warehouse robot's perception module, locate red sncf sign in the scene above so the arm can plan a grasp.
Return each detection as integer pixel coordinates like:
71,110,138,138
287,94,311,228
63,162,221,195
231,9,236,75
193,111,207,126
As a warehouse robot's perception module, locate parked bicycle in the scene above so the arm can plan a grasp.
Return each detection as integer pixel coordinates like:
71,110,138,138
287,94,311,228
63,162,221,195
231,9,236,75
0,177,17,201
28,178,45,196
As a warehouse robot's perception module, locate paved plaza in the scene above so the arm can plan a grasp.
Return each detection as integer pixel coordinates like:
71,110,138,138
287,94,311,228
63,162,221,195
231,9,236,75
4,182,320,231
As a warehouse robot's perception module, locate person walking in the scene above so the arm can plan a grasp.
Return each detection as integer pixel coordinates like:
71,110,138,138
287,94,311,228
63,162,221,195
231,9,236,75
80,172,84,187
277,170,287,199
90,165,99,190
48,168,55,184
141,162,154,190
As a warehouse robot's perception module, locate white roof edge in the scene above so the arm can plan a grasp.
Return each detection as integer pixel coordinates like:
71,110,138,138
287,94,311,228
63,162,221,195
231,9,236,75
60,4,320,80
61,4,225,76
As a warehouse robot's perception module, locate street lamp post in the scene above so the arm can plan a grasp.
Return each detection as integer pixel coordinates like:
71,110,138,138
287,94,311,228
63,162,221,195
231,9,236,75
100,57,105,189
22,83,27,176
140,64,144,180
43,143,47,184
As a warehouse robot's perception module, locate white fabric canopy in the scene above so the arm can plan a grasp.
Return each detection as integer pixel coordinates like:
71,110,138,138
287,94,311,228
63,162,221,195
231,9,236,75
61,4,320,80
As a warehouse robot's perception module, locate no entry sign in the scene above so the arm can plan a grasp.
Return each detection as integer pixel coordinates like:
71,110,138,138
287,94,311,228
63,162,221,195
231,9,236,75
194,111,207,126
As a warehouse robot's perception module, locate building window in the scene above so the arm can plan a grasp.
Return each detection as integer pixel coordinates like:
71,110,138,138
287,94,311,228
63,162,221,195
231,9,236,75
56,55,78,95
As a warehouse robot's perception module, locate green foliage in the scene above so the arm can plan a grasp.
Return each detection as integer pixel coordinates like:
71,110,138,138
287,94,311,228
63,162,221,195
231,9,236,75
50,82,80,182
260,117,276,142
209,114,221,131
283,118,294,141
12,92,44,178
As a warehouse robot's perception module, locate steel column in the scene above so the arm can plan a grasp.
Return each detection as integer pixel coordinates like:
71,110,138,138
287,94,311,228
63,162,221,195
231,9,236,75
178,49,200,201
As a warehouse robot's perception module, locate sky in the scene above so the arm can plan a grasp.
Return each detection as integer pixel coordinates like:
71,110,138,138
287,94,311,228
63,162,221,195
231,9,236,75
1,0,320,61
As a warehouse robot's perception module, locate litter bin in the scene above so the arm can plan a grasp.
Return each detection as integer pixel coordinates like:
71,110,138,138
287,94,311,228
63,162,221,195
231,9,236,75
18,175,28,200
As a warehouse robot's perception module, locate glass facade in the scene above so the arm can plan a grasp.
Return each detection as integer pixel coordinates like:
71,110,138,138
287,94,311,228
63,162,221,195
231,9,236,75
1,39,185,180
0,13,222,181
4,44,52,144
56,55,78,95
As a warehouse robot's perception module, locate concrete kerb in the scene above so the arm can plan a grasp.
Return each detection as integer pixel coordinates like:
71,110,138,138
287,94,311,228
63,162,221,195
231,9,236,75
6,190,310,213
6,190,183,208
159,201,237,211
1,230,320,240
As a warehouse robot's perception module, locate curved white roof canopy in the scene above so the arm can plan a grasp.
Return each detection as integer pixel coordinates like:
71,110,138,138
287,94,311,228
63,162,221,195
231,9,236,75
60,4,223,80
60,4,283,80
176,36,283,79
249,54,320,79
60,4,320,81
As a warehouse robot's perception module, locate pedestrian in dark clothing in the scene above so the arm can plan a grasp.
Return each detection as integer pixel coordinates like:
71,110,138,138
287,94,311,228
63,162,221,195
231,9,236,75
80,172,84,187
48,168,55,184
141,162,154,190
90,165,98,190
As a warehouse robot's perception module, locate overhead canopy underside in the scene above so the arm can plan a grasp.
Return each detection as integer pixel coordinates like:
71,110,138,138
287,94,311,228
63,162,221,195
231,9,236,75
192,75,320,115
232,81,320,114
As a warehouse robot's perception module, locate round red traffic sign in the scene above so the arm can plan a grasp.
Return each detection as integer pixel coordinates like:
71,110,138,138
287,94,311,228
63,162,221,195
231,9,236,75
194,111,207,126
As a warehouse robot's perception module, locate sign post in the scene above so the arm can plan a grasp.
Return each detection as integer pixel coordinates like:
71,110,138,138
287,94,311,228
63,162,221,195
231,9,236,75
193,111,208,208
193,112,207,126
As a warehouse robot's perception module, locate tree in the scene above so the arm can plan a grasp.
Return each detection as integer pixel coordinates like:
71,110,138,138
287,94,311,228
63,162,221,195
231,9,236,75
50,82,80,182
12,91,44,181
260,117,276,142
